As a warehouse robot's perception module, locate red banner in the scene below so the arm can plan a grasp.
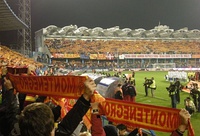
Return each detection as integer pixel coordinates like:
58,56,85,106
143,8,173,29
8,74,194,135
192,54,200,58
52,53,64,58
100,99,194,135
97,54,107,60
102,99,180,132
8,74,87,99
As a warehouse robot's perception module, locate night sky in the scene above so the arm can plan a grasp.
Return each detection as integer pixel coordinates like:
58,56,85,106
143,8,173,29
30,0,200,33
1,0,200,45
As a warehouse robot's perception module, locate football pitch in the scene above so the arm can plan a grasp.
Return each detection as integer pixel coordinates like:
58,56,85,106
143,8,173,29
109,70,199,136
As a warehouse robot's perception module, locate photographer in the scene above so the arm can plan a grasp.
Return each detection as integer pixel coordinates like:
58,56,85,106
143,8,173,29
166,82,177,108
198,91,200,112
184,97,196,115
190,83,199,109
174,78,181,104
143,77,153,97
143,77,149,97
149,77,156,97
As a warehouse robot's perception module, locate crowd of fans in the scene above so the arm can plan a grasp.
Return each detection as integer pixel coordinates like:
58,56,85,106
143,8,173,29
0,66,193,136
0,45,42,71
44,38,200,54
0,41,197,136
39,39,200,69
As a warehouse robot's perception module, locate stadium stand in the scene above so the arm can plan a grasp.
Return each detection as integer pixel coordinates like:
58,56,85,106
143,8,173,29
0,0,42,71
43,39,200,55
0,45,42,67
33,24,200,70
0,0,28,31
37,24,200,55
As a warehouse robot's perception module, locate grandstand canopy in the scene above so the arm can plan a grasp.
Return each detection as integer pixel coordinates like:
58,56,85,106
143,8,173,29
0,0,28,31
40,24,200,39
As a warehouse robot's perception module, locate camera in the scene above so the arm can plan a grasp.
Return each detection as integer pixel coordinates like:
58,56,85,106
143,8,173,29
144,79,153,88
166,83,176,92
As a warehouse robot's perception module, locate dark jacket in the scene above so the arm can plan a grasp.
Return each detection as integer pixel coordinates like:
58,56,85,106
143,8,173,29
9,95,90,136
0,87,19,136
170,129,184,136
103,125,118,136
126,85,137,97
55,95,90,136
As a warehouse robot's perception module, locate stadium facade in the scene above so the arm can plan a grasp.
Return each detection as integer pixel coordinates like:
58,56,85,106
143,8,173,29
34,24,200,70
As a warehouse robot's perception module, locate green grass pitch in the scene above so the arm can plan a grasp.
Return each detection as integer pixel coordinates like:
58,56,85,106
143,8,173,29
109,70,199,136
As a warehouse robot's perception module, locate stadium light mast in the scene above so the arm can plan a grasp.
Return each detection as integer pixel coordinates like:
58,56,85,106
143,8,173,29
17,0,32,57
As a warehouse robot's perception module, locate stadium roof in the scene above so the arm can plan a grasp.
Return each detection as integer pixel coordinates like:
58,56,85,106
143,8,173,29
0,0,28,31
39,24,200,39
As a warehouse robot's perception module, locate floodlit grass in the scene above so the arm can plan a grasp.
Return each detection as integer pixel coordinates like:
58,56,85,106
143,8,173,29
110,71,199,136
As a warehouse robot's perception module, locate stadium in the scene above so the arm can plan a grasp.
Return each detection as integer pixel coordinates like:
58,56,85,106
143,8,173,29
35,24,200,72
0,0,200,136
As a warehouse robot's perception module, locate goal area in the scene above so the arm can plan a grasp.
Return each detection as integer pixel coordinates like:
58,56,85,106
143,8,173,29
152,63,176,70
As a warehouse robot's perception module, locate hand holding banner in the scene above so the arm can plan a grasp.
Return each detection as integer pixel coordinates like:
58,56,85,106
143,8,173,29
8,74,194,135
8,74,87,99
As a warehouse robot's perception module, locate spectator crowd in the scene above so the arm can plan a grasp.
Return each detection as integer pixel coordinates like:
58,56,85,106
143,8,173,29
0,43,196,136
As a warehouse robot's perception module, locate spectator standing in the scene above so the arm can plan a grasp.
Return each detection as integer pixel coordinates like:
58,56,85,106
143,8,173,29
125,81,137,102
150,77,156,97
8,77,96,136
122,80,129,101
190,83,199,109
167,83,177,108
198,91,200,112
130,74,136,86
184,97,196,115
174,78,181,104
143,77,149,97
116,124,127,136
114,84,123,100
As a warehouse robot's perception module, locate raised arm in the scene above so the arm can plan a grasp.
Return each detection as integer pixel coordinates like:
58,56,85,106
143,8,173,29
55,78,96,136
